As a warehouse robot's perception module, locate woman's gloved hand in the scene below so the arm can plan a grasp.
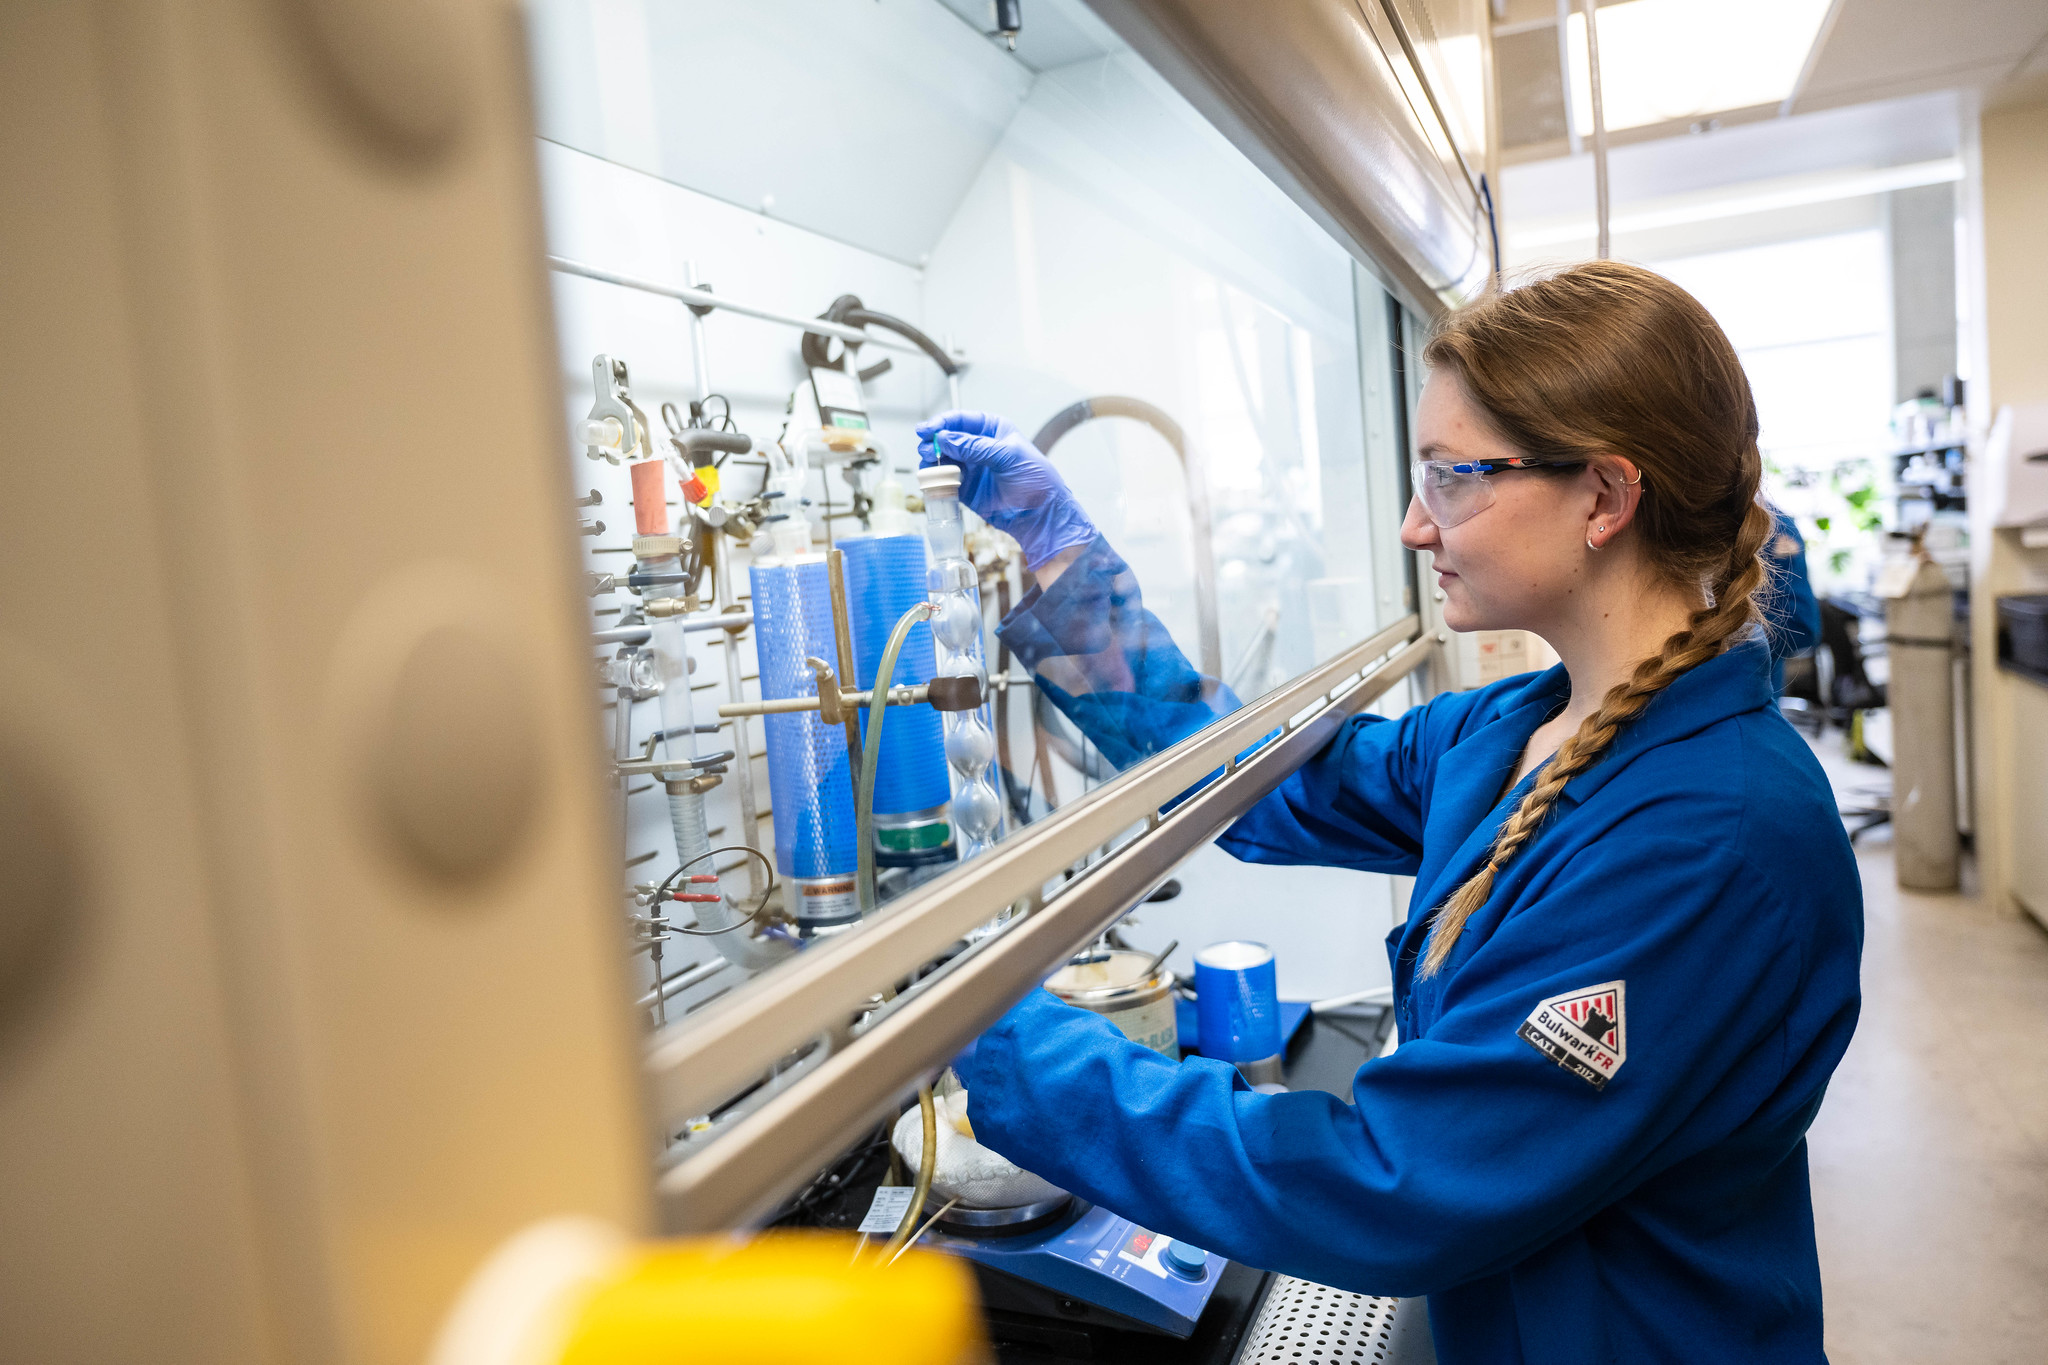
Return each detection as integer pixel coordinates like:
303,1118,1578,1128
915,410,1097,571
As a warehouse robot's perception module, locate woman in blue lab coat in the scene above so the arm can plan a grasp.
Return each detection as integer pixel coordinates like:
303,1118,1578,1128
1762,507,1824,696
924,261,1863,1364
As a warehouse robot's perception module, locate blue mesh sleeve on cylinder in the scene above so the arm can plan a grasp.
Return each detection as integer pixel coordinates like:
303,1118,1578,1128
750,558,857,879
842,535,952,815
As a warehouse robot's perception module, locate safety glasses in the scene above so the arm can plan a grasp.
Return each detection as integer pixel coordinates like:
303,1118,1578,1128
1409,457,1587,528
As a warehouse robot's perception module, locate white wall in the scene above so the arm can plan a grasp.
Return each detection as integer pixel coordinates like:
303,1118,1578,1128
527,0,1032,266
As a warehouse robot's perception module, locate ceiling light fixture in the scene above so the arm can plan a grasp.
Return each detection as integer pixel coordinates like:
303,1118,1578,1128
1565,0,1834,135
1508,157,1962,249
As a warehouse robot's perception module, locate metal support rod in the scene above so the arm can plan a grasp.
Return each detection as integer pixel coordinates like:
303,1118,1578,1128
683,259,714,400
548,255,928,356
683,256,767,899
715,573,765,900
1555,0,1581,157
719,696,851,718
825,548,865,795
1580,0,1611,259
594,612,750,647
637,957,726,1011
613,677,635,868
688,610,753,632
717,682,946,719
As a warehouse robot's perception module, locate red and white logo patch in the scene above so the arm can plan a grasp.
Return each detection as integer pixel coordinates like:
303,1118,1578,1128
1517,981,1626,1090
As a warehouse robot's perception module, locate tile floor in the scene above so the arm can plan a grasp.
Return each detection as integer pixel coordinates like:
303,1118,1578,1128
1803,730,2048,1363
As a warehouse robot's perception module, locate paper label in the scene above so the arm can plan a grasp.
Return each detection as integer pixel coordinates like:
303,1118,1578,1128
1107,995,1179,1057
857,1185,916,1234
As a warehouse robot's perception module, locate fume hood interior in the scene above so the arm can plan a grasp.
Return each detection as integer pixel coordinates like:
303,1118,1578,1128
529,0,1422,1031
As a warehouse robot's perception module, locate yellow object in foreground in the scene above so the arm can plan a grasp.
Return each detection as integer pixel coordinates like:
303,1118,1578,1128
559,1233,989,1365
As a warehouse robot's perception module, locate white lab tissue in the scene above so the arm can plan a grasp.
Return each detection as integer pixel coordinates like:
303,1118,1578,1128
890,1087,1067,1211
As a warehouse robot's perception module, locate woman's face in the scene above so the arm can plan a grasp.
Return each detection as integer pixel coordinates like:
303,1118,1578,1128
1401,370,1606,636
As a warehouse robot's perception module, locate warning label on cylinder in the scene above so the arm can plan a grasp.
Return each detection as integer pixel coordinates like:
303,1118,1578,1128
796,878,858,924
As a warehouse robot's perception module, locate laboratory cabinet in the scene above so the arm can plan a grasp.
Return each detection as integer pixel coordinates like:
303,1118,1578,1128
2010,671,2048,930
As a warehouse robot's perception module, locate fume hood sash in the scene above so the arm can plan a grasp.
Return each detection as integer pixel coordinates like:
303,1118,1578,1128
1084,0,1492,316
647,616,1429,1231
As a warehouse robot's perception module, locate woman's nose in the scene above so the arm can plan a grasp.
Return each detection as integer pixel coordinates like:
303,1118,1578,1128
1399,496,1439,551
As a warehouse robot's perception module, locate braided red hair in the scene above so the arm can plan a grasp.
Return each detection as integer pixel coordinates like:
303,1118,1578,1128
1417,262,1770,977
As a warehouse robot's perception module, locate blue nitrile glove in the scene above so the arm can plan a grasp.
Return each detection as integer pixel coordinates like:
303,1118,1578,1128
914,410,1098,571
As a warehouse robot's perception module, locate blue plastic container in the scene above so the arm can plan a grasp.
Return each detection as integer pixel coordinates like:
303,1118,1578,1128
1193,941,1281,1063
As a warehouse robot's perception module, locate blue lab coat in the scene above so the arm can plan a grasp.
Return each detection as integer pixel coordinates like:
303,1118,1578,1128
1761,508,1823,696
961,535,1863,1364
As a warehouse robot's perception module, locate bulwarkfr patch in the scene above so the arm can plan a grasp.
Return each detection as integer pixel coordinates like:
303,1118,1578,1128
1518,981,1626,1090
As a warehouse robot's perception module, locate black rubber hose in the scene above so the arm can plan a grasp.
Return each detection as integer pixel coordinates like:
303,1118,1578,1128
675,429,751,465
840,306,959,377
802,293,960,377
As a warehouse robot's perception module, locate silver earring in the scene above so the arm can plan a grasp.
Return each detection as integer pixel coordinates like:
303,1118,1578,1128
1588,527,1604,551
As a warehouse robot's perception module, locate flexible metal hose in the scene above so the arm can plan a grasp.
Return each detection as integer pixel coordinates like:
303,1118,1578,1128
851,604,943,1257
880,1083,938,1262
855,601,934,915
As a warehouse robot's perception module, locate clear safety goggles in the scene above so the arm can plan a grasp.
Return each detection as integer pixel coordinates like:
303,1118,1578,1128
1409,457,1587,528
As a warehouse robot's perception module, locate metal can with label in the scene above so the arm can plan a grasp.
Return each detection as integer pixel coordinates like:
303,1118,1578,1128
1045,950,1179,1057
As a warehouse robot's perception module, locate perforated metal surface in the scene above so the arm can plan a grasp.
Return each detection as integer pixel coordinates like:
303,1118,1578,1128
1234,1276,1411,1364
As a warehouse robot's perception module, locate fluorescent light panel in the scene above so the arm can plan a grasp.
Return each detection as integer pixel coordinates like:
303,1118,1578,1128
1566,0,1834,134
1509,157,1962,249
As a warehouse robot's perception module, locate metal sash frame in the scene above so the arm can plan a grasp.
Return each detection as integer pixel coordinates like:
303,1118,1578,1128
1083,0,1492,316
650,615,1432,1232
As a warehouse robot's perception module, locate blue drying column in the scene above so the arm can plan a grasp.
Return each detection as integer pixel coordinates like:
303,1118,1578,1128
750,554,860,932
842,534,955,867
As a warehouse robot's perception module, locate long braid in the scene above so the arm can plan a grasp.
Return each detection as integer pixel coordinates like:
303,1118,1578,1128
1418,495,1775,978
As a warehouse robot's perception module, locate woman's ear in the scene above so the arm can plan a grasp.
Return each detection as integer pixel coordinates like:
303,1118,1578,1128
1585,456,1643,551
